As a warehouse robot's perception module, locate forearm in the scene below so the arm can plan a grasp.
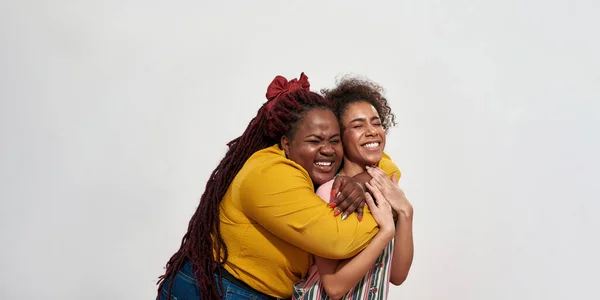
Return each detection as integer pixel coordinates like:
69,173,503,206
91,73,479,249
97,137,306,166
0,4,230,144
390,213,414,285
318,229,394,299
254,200,379,259
242,162,380,259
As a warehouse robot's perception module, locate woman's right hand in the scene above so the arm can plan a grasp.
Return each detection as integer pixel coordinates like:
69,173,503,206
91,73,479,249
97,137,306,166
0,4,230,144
366,166,413,219
363,190,395,234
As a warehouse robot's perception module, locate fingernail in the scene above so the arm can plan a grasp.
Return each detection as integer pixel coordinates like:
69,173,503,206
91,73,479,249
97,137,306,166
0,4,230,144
341,213,348,221
330,188,337,199
329,202,337,208
358,215,363,222
333,209,340,217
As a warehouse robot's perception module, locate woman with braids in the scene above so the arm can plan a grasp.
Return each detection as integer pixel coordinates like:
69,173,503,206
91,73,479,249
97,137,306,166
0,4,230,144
156,73,401,300
293,76,414,300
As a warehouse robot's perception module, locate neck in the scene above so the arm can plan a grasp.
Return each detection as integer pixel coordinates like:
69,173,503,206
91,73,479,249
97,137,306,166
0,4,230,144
339,158,368,177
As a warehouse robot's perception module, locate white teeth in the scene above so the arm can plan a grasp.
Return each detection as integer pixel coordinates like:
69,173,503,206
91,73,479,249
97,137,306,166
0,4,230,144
315,162,333,166
363,142,380,148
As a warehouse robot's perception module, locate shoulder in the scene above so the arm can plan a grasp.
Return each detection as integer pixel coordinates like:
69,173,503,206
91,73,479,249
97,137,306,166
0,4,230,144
378,152,402,180
236,144,314,190
315,179,335,203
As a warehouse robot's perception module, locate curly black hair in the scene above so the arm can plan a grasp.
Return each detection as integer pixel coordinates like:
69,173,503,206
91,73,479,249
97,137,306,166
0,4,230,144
321,75,396,132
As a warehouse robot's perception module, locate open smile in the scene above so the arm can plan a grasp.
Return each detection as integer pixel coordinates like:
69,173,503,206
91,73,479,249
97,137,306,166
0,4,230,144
313,160,335,173
361,141,382,151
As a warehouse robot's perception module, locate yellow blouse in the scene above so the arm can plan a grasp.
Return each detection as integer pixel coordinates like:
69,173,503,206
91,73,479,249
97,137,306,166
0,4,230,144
216,144,401,298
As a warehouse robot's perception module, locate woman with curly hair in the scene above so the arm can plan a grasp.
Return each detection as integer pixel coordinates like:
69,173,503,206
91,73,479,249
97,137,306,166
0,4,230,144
293,76,414,300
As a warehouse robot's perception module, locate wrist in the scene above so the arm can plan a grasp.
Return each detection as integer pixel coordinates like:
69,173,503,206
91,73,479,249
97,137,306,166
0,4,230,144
397,209,413,223
403,205,414,218
378,226,395,240
351,172,371,191
393,204,413,219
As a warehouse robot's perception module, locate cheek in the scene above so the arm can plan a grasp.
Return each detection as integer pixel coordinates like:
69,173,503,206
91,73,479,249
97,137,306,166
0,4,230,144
333,144,344,157
289,146,308,168
297,146,318,164
378,129,387,143
343,130,358,147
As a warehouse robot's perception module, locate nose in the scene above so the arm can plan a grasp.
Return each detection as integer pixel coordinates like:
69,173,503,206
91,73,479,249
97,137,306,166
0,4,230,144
320,143,335,156
365,124,379,137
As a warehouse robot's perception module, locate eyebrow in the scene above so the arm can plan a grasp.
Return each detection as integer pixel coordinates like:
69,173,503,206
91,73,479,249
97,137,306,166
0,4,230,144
304,133,341,139
350,116,381,123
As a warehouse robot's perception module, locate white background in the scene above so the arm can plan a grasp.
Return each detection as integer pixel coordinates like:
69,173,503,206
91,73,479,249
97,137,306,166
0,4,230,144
1,0,599,299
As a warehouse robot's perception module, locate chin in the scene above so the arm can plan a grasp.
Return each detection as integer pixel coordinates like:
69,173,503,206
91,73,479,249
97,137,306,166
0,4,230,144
311,174,329,185
360,155,382,166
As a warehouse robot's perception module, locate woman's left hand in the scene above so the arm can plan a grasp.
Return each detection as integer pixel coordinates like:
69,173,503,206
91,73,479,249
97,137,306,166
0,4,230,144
365,166,413,218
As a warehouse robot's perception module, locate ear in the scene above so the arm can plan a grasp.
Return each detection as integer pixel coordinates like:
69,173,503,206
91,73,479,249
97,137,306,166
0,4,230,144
280,135,292,157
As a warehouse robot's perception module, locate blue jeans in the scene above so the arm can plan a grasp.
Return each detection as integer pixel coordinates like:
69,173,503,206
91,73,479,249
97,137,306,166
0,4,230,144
158,261,284,300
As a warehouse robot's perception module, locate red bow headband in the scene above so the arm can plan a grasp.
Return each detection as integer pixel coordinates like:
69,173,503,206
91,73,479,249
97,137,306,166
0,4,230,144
265,72,310,110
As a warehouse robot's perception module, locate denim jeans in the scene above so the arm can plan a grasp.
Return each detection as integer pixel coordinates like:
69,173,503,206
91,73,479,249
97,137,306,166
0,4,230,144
158,261,284,300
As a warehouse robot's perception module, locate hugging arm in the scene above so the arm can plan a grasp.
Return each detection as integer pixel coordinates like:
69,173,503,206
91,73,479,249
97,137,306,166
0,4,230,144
239,160,379,259
314,230,392,299
313,184,395,299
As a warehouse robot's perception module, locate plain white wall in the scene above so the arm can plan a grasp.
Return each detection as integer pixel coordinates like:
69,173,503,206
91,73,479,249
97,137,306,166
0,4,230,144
1,0,598,299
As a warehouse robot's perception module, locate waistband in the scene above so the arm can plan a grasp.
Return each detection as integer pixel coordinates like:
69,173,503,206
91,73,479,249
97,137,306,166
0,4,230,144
219,265,289,300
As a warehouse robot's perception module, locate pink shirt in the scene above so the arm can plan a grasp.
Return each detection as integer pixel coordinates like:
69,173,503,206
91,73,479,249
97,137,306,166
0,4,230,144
315,179,336,204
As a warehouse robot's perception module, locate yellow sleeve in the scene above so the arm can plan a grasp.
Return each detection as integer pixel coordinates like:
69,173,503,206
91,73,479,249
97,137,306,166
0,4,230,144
238,159,379,260
378,152,402,180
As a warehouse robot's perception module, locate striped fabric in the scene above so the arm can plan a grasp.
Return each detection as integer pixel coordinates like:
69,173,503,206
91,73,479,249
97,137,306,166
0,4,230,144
292,238,395,300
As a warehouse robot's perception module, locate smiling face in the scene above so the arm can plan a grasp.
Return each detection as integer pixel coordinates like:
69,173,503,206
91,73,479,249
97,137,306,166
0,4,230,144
280,108,344,185
340,101,386,167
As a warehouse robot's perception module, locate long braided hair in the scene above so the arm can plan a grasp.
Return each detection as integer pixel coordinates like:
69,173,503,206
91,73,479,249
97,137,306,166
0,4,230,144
157,73,332,299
